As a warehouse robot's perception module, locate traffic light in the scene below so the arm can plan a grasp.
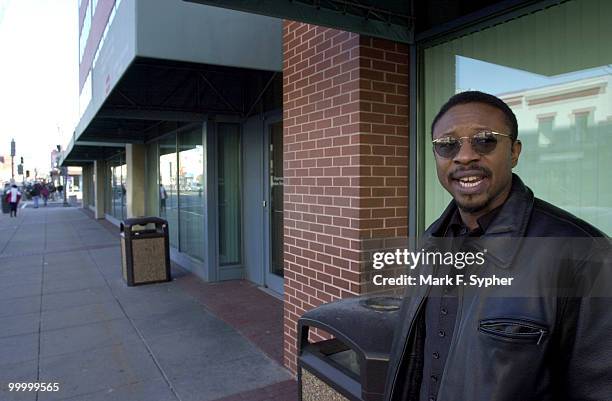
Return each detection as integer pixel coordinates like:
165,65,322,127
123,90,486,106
20,157,24,164
26,170,30,178
17,164,23,175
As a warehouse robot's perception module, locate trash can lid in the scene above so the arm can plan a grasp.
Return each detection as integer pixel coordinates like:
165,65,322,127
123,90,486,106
299,296,401,358
121,217,168,227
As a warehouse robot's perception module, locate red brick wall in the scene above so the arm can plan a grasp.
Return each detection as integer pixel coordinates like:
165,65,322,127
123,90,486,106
282,20,409,373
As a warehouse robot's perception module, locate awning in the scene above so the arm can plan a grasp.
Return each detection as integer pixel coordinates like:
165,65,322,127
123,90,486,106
60,138,126,167
62,57,281,166
183,0,413,43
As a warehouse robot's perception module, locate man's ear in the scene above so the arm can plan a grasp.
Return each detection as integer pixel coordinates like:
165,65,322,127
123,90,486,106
511,139,522,168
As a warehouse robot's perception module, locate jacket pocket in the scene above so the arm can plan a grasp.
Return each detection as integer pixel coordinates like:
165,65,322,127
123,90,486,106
478,318,548,345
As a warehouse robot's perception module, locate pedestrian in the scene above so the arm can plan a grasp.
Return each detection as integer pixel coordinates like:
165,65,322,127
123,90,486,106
5,184,21,217
159,183,167,213
41,184,49,206
31,182,41,208
384,91,610,401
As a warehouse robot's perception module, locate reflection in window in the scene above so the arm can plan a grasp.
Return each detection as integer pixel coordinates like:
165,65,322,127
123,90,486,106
178,129,204,261
218,123,241,265
159,134,179,247
537,117,554,148
423,0,612,234
574,112,589,143
79,1,91,62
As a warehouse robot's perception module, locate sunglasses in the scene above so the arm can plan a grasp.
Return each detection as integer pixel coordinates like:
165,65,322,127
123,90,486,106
432,130,512,159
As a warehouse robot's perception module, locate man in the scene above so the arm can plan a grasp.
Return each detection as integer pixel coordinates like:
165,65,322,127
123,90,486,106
384,91,610,401
41,183,50,207
159,183,167,213
31,182,41,208
6,184,21,217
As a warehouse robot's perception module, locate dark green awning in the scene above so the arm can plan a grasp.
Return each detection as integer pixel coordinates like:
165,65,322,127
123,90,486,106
183,0,413,43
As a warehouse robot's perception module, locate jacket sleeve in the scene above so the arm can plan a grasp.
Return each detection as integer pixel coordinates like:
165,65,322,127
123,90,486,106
561,239,612,400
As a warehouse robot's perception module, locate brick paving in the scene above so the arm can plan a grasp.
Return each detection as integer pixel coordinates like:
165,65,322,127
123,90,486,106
212,380,297,401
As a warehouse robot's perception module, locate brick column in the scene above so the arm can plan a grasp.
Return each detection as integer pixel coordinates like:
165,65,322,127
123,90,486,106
283,21,409,373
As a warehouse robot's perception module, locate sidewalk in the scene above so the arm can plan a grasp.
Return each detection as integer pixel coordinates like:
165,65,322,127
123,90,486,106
0,206,296,401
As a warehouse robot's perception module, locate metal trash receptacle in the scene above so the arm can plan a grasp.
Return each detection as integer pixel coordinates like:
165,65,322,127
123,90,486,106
120,217,171,286
298,296,401,401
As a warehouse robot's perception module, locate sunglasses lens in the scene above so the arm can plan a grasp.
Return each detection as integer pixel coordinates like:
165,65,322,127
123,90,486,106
472,133,498,154
434,140,460,158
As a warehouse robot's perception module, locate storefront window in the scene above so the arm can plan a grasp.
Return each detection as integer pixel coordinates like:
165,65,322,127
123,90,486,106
422,0,612,235
108,153,126,221
178,128,204,261
218,123,241,265
159,134,179,247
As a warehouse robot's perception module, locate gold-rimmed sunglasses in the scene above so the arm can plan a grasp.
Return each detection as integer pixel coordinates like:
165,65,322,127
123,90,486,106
432,130,512,159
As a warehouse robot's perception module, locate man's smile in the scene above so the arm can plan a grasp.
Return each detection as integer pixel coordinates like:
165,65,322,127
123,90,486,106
449,168,490,195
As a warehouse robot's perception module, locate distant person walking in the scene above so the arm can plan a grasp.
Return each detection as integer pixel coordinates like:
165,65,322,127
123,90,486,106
6,184,21,217
41,185,50,206
31,182,42,208
159,184,167,213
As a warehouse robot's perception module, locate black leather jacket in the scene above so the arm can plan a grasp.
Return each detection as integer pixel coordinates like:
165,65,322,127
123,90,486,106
384,175,611,401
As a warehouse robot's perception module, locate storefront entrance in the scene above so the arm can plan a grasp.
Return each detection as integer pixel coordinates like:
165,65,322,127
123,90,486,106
264,121,284,294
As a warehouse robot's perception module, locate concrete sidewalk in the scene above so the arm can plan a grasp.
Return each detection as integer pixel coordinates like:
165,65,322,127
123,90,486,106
0,206,295,401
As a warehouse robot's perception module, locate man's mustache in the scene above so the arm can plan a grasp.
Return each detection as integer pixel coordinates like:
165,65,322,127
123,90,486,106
448,165,492,180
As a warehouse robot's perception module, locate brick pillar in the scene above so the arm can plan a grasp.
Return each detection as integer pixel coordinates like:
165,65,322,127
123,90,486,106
282,21,409,373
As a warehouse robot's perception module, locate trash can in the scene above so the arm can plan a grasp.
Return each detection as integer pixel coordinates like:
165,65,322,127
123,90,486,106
298,296,401,401
120,217,171,286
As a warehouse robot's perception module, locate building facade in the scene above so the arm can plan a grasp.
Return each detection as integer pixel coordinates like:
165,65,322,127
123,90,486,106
70,0,286,289
64,0,612,375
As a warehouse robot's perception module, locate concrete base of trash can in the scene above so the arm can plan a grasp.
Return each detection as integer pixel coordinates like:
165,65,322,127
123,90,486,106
301,369,350,401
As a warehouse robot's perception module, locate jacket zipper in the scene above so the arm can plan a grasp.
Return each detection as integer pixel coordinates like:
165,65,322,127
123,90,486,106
388,294,427,400
388,242,437,400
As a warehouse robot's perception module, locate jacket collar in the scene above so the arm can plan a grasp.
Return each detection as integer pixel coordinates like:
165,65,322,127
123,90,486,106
422,174,534,269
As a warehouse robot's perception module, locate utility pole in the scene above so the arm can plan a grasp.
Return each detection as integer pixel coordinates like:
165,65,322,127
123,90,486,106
10,139,15,181
56,145,69,207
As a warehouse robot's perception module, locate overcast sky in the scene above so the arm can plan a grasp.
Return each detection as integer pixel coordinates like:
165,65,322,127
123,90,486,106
0,0,77,175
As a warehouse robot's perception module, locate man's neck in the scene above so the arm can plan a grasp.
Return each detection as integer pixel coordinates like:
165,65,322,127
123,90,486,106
458,209,488,231
458,186,512,230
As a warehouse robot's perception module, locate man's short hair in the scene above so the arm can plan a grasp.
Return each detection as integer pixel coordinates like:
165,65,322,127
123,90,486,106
431,91,518,141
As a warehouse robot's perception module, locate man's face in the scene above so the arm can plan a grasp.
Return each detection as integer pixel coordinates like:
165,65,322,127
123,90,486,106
433,102,522,214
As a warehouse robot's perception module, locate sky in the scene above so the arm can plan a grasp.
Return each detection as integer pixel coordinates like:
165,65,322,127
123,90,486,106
0,0,78,176
456,55,612,95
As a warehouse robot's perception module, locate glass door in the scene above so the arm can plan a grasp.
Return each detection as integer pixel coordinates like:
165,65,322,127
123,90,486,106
159,134,179,247
265,121,284,293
